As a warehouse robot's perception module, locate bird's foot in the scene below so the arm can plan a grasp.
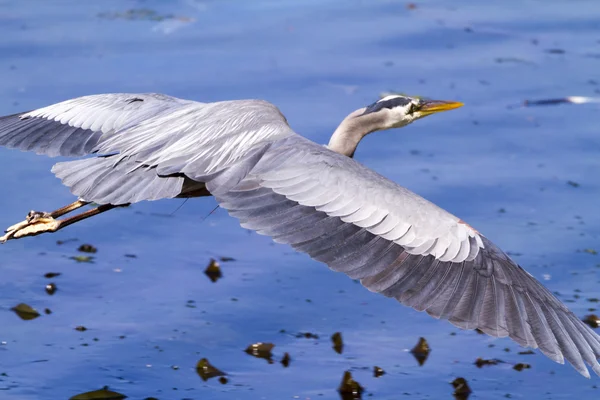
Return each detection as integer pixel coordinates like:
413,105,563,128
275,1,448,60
1,211,61,243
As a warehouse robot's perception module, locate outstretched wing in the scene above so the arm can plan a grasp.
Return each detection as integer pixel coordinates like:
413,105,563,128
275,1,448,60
0,94,294,205
0,93,191,157
203,135,600,378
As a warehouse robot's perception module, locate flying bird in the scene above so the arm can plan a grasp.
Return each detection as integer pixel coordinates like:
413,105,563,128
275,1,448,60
0,93,598,377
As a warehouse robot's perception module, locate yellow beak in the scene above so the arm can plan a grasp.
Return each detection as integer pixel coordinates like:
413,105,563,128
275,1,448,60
419,100,464,116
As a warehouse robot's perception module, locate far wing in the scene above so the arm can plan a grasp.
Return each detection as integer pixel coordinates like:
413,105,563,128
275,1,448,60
0,93,191,157
205,135,600,378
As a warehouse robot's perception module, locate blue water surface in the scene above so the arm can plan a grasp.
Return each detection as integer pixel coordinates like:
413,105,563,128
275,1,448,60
1,0,600,399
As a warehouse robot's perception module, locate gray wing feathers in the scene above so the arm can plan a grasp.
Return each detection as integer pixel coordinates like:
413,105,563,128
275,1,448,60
1,94,291,206
51,157,183,205
244,136,482,264
0,93,190,157
206,137,600,378
0,113,102,157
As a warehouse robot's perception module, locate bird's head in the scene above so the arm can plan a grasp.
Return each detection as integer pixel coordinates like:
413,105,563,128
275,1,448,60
361,94,464,130
328,94,464,157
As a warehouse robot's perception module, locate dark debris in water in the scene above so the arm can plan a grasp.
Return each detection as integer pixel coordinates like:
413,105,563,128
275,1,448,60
296,332,319,339
69,386,127,400
218,376,228,385
281,352,291,367
474,358,504,368
75,326,88,332
583,314,600,328
219,256,236,262
331,332,344,354
78,244,97,254
12,303,40,320
204,259,222,283
410,337,430,366
518,350,535,355
373,366,385,378
451,377,472,400
196,358,226,381
338,371,364,400
245,342,275,363
513,363,531,371
44,272,61,278
45,283,57,295
588,298,600,303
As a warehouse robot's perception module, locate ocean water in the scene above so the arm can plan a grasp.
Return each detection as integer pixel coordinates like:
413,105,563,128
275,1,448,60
1,0,599,398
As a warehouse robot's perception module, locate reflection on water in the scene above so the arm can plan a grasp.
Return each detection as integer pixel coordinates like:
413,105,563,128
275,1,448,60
1,0,600,399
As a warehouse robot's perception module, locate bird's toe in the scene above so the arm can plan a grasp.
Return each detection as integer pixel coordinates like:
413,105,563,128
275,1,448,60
4,220,30,234
12,218,61,239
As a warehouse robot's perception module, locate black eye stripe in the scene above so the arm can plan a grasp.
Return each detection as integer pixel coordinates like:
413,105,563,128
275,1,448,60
363,97,412,114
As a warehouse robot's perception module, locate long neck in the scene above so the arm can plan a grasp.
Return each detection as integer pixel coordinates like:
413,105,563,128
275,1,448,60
327,108,386,157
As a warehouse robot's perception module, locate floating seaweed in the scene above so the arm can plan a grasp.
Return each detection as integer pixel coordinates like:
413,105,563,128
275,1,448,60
196,358,226,381
474,358,504,368
451,377,471,400
245,342,275,364
338,371,364,400
410,337,430,366
69,386,127,400
373,366,385,378
513,363,531,372
583,314,600,328
204,259,222,283
70,255,94,263
45,283,57,295
78,244,97,254
12,303,40,320
331,332,344,354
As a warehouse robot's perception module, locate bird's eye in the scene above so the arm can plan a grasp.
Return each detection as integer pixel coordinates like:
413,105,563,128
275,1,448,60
407,104,417,115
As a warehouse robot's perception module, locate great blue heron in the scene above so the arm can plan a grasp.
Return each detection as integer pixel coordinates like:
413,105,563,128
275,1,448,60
0,93,598,378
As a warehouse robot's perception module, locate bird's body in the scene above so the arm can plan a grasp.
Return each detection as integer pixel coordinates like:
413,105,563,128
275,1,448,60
1,93,599,378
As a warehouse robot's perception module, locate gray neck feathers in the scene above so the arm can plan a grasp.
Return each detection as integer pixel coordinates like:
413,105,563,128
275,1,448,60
327,108,386,158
